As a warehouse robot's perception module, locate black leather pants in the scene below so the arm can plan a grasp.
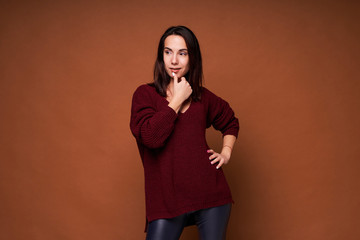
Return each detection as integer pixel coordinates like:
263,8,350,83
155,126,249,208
146,203,231,240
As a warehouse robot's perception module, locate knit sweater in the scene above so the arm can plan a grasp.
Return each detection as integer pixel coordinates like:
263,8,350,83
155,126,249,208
130,84,239,223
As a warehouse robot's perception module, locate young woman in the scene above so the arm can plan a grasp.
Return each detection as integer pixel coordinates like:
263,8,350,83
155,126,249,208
130,26,239,240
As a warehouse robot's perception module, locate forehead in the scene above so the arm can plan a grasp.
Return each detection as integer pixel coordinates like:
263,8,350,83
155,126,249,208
164,35,187,49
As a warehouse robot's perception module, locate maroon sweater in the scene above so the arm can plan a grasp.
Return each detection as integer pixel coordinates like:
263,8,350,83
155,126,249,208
130,84,239,223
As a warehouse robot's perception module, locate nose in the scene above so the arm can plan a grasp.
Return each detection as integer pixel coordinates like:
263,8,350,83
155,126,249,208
171,53,178,65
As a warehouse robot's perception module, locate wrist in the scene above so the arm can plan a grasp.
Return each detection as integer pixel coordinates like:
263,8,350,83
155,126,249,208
221,147,232,159
168,98,182,113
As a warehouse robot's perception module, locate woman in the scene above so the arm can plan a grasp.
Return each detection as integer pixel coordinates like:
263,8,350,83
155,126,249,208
130,26,239,240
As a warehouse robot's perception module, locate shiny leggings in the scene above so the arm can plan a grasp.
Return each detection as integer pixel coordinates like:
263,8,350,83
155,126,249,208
146,203,231,240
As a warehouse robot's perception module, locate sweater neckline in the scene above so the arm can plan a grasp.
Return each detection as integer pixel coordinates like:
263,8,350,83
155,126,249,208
179,100,192,115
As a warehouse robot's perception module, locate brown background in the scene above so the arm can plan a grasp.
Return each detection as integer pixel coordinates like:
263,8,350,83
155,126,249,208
1,0,359,239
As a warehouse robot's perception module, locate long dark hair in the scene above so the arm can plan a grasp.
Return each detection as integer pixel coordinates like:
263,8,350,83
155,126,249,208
153,26,203,101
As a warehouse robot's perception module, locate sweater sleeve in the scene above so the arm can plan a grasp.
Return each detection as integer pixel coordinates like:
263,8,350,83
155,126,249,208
205,88,239,138
130,85,178,149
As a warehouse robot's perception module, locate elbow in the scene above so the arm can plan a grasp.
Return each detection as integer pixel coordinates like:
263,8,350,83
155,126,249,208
222,123,240,138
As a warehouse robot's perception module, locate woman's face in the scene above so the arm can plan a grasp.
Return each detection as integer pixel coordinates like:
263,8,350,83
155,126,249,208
163,35,190,79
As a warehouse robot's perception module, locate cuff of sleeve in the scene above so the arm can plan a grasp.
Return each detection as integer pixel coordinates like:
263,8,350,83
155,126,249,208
222,129,239,138
163,105,178,123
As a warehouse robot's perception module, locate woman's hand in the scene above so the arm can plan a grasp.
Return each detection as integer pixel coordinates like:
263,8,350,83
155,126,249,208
168,74,192,113
207,148,231,169
172,74,192,103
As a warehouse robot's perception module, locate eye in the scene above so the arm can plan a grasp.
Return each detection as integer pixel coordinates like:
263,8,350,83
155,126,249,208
180,52,188,56
164,50,172,55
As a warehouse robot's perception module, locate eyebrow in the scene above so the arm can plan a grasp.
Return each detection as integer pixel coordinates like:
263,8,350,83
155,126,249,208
164,47,188,51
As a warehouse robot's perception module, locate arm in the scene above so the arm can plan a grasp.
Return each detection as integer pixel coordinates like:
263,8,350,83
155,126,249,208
208,134,236,169
205,88,239,138
130,85,178,148
205,88,239,169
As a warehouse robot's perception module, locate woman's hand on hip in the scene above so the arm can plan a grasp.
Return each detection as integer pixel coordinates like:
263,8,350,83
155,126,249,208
207,149,230,169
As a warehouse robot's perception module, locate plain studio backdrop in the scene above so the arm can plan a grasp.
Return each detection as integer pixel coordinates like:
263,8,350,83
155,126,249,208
0,0,359,239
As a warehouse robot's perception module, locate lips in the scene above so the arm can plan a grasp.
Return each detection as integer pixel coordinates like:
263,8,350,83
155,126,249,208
170,68,181,73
